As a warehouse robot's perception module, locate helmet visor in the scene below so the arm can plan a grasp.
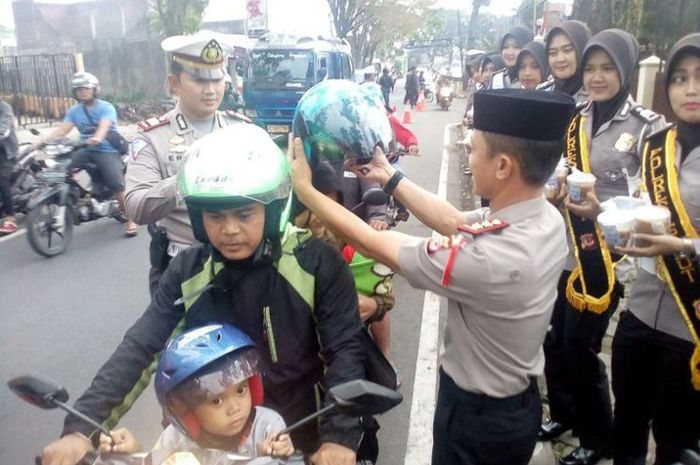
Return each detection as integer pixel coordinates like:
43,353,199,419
168,349,260,409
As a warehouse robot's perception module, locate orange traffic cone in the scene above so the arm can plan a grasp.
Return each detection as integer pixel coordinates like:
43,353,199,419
416,91,425,112
402,105,413,124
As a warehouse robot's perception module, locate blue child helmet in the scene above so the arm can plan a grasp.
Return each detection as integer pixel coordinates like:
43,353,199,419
292,79,393,165
154,324,264,440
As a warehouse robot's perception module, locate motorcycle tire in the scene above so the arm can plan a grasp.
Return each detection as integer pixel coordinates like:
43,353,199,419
26,201,74,258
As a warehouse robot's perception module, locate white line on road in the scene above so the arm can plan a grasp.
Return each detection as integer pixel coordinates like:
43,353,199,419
403,123,457,465
0,228,27,244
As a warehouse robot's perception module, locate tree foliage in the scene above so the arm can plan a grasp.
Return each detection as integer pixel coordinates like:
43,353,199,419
148,0,208,36
327,0,436,66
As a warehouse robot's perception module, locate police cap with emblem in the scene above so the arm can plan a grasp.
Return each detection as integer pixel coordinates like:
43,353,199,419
161,32,233,80
473,88,576,141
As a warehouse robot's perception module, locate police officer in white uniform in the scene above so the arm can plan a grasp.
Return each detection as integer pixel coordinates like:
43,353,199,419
288,88,576,465
125,32,249,295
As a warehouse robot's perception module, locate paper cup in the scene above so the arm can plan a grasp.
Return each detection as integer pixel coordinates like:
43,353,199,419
597,209,634,249
555,164,569,188
567,171,596,204
633,205,671,247
612,196,646,211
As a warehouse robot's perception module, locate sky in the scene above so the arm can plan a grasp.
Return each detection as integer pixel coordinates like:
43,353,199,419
0,0,522,33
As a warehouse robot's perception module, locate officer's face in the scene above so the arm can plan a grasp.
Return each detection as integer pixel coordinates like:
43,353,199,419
469,131,499,198
583,50,621,102
548,33,577,81
170,72,225,119
668,54,700,124
518,54,543,90
203,203,265,260
501,37,521,68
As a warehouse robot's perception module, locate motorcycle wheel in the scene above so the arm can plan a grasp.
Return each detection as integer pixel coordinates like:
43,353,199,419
26,201,74,257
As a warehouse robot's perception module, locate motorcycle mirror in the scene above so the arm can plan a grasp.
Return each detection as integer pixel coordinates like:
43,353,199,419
8,375,114,438
327,379,403,416
7,375,69,409
30,128,41,136
361,188,390,206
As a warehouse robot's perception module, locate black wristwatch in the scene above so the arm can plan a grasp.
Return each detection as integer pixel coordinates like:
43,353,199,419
383,171,405,195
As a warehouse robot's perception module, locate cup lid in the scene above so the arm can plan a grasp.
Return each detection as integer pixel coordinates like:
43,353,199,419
598,209,634,225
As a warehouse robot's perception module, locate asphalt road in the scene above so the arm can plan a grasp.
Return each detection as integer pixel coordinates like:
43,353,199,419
0,93,466,465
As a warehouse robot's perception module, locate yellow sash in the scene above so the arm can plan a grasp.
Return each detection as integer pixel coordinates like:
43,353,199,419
641,127,700,390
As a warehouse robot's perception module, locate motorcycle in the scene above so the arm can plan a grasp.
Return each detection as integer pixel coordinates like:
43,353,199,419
420,80,435,103
0,141,42,216
437,84,454,111
25,137,127,258
7,374,402,465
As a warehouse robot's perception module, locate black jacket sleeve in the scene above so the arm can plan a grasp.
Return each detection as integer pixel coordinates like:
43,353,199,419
62,253,189,439
304,240,366,450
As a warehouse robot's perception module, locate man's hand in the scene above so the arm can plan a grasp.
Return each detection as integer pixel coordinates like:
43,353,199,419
42,433,94,465
369,218,389,231
87,137,102,146
258,432,295,458
358,294,379,322
99,428,141,454
309,442,356,465
348,146,396,187
615,233,684,257
407,144,419,156
564,190,603,220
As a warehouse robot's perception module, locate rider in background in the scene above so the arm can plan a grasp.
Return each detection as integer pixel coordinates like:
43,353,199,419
39,72,137,236
0,97,18,235
98,324,296,461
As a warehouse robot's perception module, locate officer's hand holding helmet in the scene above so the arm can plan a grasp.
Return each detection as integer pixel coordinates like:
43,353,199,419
292,80,393,168
71,72,100,101
177,124,292,262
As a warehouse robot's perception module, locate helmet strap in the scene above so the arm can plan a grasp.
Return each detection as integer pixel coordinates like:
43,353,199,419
182,411,201,439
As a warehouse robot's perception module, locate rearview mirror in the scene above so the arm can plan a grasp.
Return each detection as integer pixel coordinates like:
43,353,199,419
7,375,68,409
328,379,402,416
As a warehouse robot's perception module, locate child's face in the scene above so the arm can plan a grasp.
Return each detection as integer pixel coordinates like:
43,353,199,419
193,380,253,437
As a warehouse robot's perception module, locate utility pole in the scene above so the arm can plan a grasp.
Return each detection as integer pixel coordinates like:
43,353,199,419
533,0,537,36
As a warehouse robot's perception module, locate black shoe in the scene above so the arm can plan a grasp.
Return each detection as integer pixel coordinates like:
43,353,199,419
559,446,609,465
538,420,571,441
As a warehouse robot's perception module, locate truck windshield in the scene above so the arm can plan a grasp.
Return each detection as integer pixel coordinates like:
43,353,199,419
248,50,314,90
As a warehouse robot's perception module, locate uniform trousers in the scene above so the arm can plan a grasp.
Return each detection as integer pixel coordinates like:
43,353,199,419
544,278,622,452
612,310,700,465
432,369,541,465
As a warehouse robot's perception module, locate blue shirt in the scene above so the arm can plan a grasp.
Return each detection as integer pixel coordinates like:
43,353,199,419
64,100,118,153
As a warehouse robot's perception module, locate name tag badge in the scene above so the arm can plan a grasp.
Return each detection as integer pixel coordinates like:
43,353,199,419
343,171,357,179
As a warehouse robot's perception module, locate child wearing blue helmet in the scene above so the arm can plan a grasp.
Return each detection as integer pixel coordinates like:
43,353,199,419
99,324,295,460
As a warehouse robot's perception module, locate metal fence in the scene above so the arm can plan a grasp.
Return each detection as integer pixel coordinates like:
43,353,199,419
0,54,76,126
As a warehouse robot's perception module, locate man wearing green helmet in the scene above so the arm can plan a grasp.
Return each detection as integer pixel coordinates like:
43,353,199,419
40,125,367,465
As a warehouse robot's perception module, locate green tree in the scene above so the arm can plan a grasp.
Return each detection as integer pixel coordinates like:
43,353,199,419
148,0,208,36
466,0,490,49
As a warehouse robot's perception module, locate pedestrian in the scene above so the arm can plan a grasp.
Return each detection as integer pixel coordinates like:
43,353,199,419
39,124,366,465
404,66,419,109
0,97,19,235
538,19,592,444
489,25,533,89
125,32,250,297
556,29,667,465
289,88,576,465
611,32,700,465
379,68,394,107
39,72,138,237
516,41,549,90
538,20,592,103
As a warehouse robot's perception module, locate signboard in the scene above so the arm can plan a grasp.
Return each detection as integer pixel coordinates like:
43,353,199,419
246,0,267,38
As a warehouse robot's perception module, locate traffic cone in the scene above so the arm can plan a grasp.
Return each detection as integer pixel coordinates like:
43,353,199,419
416,91,425,112
401,105,413,124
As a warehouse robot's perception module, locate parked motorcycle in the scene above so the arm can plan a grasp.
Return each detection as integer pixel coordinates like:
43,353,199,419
0,141,42,216
7,374,402,465
25,137,127,258
437,84,454,111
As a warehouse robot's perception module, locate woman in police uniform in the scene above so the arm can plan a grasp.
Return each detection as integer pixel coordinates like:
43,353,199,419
612,33,700,465
488,26,533,90
558,29,667,465
538,20,592,103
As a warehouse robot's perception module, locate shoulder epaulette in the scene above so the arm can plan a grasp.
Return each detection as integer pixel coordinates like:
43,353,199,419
224,110,252,124
645,122,676,141
536,79,555,91
631,106,661,124
457,218,510,235
137,115,169,132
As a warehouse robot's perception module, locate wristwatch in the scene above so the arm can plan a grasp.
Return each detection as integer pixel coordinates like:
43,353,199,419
679,238,697,260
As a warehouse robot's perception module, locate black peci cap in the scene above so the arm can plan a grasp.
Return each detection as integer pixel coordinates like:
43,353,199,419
473,89,576,141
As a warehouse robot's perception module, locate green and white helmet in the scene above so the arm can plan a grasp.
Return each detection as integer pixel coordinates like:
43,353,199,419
177,124,292,254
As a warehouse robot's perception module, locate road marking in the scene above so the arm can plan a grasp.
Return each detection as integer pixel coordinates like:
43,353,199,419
0,228,27,244
403,123,456,465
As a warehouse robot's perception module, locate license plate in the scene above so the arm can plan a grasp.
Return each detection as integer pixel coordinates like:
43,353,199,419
267,125,290,134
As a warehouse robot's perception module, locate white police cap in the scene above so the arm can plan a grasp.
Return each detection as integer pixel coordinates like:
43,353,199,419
161,31,234,80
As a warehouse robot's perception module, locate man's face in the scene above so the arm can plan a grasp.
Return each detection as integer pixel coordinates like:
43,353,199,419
469,131,500,199
75,87,95,102
170,72,225,119
203,203,266,260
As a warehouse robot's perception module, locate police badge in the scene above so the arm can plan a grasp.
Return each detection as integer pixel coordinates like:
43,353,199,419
201,39,223,65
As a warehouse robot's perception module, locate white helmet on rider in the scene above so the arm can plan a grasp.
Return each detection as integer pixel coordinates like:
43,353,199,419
71,72,100,100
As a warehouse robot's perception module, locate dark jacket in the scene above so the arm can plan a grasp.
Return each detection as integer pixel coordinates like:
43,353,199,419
0,100,18,160
62,232,366,454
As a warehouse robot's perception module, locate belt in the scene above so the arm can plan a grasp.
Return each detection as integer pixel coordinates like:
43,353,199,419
440,367,537,410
